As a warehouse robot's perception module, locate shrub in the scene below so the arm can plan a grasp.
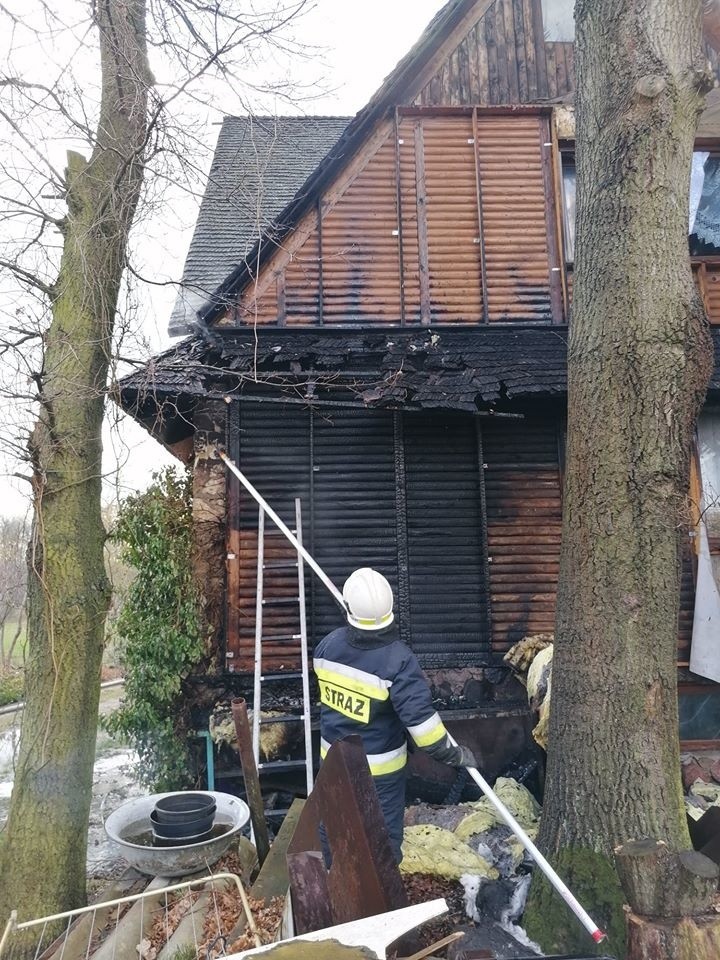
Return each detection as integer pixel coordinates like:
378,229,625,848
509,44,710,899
103,468,205,790
0,668,23,707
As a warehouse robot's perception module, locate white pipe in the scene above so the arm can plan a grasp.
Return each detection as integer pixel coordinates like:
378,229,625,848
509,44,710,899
0,678,125,718
448,734,606,944
219,451,347,610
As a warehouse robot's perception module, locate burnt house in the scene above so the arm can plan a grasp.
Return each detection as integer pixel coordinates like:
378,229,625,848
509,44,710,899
118,0,720,762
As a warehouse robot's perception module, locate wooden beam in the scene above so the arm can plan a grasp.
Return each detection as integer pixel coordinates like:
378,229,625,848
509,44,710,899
414,121,432,326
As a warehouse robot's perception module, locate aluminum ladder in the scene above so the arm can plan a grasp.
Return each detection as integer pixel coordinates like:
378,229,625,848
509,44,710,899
251,498,314,805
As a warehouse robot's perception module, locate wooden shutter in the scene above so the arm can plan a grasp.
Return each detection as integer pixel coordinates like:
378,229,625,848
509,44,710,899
404,413,490,663
311,410,399,639
475,112,563,323
483,417,563,654
228,402,311,672
399,116,484,325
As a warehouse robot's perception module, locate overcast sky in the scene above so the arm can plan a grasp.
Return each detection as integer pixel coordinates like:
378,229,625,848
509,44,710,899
0,0,445,518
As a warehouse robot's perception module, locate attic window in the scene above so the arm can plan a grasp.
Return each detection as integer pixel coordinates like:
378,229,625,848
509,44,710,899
561,157,576,263
562,151,720,264
690,153,720,257
541,0,575,43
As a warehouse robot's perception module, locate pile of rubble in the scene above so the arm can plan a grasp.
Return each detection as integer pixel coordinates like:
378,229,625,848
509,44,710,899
683,753,720,863
401,777,543,957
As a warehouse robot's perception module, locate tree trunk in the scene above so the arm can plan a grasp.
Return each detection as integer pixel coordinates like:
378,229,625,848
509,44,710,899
626,912,720,959
0,0,151,932
525,1,713,957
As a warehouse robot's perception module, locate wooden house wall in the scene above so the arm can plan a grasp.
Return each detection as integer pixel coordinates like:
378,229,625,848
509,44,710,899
413,0,574,107
235,109,564,329
224,402,696,675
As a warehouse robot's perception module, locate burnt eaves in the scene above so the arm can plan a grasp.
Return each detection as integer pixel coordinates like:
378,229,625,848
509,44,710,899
118,325,571,445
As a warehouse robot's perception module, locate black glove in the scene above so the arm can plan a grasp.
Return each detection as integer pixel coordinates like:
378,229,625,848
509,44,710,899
455,744,477,769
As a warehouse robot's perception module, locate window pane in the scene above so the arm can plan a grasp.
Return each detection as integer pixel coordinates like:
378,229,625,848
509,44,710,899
541,0,575,42
690,154,720,256
562,159,576,263
679,691,720,741
699,412,720,540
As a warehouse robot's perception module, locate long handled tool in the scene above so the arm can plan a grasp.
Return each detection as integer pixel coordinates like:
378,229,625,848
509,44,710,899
219,450,607,945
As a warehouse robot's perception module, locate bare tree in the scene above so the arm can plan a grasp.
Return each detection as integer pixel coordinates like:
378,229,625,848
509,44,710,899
0,0,315,929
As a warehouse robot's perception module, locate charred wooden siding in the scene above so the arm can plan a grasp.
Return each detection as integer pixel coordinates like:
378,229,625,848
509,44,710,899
413,0,576,108
236,109,563,329
475,113,563,322
226,403,497,672
483,418,563,651
225,402,696,676
695,261,720,325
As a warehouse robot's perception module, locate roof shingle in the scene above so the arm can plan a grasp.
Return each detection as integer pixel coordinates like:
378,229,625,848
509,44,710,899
169,115,350,335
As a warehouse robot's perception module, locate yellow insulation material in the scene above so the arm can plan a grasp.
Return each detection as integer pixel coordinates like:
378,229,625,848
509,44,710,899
455,778,541,842
400,825,498,880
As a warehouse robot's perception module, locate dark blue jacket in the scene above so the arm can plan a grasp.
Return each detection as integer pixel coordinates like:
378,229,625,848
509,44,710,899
313,625,463,777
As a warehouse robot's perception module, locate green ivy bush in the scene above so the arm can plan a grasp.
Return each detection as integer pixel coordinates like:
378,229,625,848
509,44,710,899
0,668,23,707
104,468,205,790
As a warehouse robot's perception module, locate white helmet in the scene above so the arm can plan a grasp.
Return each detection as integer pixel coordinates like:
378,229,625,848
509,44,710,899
343,568,394,632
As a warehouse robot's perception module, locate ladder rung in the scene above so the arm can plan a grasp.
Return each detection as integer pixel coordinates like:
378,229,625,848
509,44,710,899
261,672,304,681
262,597,300,606
258,760,308,772
260,715,305,725
261,634,302,642
263,562,299,571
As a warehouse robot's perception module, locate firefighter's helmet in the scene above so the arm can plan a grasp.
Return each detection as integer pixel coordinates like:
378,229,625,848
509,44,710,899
343,568,394,631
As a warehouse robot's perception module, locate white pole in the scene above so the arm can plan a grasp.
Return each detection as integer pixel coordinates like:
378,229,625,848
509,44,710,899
219,452,346,610
449,735,606,944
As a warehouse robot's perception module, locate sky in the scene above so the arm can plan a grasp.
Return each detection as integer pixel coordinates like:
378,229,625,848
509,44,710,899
0,0,445,518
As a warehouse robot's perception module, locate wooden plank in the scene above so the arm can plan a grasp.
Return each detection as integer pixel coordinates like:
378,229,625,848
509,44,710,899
414,122,432,327
503,0,521,104
556,41,568,95
468,23,481,101
494,0,510,103
545,41,558,100
475,20,490,104
522,0,538,101
251,798,307,904
530,0,549,99
513,0,529,102
486,4,500,103
539,114,566,323
276,271,286,326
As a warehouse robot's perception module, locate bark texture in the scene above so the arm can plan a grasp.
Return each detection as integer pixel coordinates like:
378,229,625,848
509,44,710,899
0,0,150,930
525,1,713,956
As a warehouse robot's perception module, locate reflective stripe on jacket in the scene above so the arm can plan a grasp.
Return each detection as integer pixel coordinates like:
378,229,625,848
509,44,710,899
313,625,462,777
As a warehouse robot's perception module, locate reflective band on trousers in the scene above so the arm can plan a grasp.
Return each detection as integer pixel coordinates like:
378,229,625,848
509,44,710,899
314,658,392,701
320,738,407,777
407,711,447,748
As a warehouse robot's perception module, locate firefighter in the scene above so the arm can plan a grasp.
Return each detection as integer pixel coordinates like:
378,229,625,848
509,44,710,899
313,567,477,863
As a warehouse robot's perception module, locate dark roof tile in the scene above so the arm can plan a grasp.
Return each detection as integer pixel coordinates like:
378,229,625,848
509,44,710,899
170,115,350,335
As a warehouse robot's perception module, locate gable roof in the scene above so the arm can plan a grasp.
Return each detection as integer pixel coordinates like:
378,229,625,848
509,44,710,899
170,0,491,336
169,115,350,336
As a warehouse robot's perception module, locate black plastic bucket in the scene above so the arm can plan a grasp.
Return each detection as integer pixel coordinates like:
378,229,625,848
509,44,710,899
154,793,216,822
